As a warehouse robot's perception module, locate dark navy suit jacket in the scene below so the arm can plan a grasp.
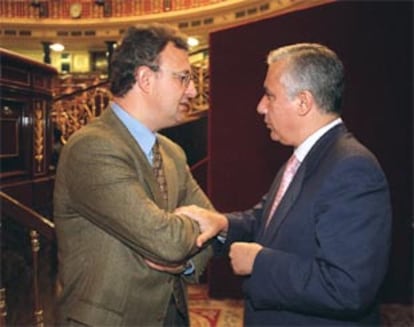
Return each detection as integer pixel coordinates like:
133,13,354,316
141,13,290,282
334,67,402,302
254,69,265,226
222,124,392,326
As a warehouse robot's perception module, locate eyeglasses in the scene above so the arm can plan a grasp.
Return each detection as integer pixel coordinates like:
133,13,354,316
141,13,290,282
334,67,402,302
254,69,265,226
170,70,193,87
152,66,193,87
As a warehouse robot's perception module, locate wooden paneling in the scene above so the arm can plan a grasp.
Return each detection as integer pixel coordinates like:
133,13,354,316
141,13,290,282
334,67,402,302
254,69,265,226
0,99,30,179
0,48,57,214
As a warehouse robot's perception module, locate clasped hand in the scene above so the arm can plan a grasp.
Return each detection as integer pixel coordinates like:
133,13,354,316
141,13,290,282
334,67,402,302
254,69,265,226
229,242,263,275
175,205,228,247
176,205,263,276
145,206,263,276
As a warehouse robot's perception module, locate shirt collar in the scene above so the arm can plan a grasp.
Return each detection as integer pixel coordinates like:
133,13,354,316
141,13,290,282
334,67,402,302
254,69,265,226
110,101,156,162
294,117,343,162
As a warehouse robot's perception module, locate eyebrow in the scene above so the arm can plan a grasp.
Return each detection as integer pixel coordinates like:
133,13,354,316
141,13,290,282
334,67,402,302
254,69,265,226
263,86,273,95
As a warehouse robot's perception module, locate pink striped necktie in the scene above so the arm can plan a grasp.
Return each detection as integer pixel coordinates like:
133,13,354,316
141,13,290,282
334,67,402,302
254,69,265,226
266,154,300,227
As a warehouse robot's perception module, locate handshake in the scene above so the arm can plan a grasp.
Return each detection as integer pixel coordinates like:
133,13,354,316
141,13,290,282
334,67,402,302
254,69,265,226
175,205,263,276
175,205,228,247
146,205,263,276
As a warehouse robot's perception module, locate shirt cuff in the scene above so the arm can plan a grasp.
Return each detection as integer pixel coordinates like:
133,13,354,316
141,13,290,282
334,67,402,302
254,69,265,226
182,260,195,276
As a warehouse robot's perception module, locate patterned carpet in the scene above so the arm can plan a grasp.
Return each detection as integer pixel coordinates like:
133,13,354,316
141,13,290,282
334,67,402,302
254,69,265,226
188,284,413,327
189,284,243,327
380,304,414,327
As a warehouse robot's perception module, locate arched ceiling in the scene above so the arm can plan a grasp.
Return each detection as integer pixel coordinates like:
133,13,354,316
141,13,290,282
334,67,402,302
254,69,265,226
0,0,332,53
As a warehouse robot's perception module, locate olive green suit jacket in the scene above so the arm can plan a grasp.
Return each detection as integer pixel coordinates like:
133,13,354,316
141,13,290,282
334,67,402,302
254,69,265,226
54,108,213,326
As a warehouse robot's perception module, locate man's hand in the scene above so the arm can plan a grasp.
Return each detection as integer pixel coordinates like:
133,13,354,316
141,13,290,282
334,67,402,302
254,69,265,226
175,205,228,247
229,242,263,275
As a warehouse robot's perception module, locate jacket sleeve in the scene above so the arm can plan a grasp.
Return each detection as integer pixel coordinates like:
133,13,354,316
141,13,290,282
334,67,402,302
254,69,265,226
226,196,268,243
178,163,215,283
58,132,203,266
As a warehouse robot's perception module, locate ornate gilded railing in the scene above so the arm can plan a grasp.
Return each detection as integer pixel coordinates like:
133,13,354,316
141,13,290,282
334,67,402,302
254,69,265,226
52,81,112,144
52,57,209,144
0,191,55,327
191,59,209,112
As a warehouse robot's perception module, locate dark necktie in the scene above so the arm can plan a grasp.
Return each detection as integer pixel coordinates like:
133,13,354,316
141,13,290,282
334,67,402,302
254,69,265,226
153,141,187,318
152,140,168,203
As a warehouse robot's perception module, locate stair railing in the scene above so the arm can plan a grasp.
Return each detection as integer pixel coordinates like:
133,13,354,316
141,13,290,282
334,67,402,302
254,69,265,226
51,55,209,144
0,191,55,327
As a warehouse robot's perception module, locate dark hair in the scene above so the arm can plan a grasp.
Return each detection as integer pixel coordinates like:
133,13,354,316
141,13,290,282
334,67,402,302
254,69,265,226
267,43,345,114
109,23,189,97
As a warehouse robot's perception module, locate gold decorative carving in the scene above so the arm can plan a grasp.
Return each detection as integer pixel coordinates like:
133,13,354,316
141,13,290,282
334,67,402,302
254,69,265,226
52,57,209,143
34,101,45,173
30,230,44,327
191,61,209,112
69,3,82,19
30,230,40,253
52,86,112,144
0,288,6,325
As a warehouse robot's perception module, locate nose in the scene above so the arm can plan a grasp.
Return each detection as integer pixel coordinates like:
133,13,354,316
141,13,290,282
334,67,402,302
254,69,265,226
185,80,197,99
257,96,267,115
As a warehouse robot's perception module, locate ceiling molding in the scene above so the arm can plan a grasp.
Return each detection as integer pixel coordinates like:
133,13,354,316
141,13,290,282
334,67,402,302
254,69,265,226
0,0,333,52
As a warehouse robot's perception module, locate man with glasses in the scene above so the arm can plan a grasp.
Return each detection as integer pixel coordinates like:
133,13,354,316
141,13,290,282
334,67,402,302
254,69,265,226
54,24,213,326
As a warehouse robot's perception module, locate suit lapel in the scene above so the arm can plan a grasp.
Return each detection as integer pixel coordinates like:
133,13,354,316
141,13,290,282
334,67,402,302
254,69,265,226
263,123,348,239
99,108,161,204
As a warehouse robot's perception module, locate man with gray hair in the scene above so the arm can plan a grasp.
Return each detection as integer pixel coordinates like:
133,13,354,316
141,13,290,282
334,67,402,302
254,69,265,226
177,43,392,326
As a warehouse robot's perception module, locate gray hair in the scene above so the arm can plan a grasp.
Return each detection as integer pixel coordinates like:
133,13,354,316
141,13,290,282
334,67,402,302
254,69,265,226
267,43,345,114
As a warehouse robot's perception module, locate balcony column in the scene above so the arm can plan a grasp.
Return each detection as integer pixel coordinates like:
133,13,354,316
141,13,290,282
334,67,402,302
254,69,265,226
41,42,52,64
105,41,117,78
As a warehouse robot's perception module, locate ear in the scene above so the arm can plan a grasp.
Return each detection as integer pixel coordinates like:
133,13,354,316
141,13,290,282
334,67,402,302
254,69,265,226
296,90,313,116
135,66,154,93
